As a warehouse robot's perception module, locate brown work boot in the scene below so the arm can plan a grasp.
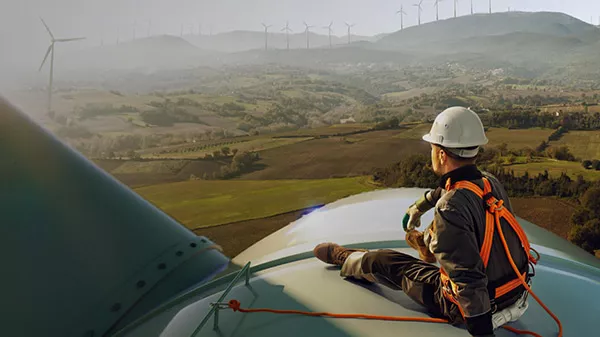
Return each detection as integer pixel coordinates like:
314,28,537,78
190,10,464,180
313,243,367,266
405,230,437,264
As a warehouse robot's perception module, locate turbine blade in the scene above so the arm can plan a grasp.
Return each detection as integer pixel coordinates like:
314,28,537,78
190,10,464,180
55,37,86,42
40,17,54,40
38,44,53,72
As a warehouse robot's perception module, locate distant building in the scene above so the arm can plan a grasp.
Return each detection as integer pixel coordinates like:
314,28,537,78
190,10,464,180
340,117,356,124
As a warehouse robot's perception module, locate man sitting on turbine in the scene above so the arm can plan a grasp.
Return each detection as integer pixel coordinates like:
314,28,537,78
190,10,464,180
313,107,534,337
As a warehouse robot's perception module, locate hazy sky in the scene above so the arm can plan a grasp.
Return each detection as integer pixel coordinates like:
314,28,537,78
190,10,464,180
1,0,599,74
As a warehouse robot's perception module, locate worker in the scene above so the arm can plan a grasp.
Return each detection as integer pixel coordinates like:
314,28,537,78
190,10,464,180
313,107,533,337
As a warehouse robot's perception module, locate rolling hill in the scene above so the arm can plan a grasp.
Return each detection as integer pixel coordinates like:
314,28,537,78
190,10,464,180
45,11,600,84
377,11,600,49
183,30,378,53
59,35,218,72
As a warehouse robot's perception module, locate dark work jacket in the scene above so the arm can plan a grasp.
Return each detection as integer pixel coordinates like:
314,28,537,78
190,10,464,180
424,165,529,336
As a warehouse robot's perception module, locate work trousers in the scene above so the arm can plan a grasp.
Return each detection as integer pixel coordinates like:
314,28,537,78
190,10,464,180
341,249,465,325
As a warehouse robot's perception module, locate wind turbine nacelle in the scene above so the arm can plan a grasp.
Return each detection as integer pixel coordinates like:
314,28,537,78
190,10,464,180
0,97,230,337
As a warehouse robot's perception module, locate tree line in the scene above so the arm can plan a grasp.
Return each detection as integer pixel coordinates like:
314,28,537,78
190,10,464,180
371,147,600,255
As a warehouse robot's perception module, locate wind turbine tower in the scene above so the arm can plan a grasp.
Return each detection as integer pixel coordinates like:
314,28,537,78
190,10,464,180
323,22,334,48
261,23,272,50
413,0,424,26
434,0,443,21
345,22,355,44
471,0,474,15
38,18,85,115
281,21,293,50
303,21,314,49
489,0,492,14
396,5,408,30
454,0,458,18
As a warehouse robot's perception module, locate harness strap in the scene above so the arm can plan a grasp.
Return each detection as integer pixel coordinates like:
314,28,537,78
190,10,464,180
441,177,539,319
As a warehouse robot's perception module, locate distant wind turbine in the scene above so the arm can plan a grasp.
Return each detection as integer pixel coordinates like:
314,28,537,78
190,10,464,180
434,0,443,21
38,18,85,115
261,23,272,50
345,22,355,44
489,0,492,14
116,26,120,44
396,5,408,30
281,21,293,50
471,0,474,15
180,24,184,37
413,0,424,26
323,22,334,48
454,0,458,18
303,21,314,49
133,20,137,40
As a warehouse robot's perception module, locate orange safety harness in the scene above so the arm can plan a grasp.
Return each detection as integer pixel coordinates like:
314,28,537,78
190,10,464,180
216,177,563,337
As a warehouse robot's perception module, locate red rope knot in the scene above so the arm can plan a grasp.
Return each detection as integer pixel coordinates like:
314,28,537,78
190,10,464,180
228,299,241,311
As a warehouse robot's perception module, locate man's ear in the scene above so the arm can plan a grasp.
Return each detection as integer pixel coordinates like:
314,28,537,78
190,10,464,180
438,148,447,165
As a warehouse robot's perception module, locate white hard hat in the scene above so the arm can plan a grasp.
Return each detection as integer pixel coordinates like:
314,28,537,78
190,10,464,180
422,106,488,158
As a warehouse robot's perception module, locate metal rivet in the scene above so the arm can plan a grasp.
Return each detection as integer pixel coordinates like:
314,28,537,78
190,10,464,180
190,242,197,248
176,251,183,257
136,280,146,288
110,303,122,312
158,263,167,270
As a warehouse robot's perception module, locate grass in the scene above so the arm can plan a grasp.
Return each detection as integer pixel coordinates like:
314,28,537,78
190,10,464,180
506,159,600,181
485,127,553,149
393,123,432,140
240,131,430,180
394,125,552,150
550,130,600,160
146,137,313,159
135,177,377,229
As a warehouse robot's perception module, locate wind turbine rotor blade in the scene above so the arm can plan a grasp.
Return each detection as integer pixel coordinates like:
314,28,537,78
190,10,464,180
38,44,53,72
55,37,86,42
40,17,55,40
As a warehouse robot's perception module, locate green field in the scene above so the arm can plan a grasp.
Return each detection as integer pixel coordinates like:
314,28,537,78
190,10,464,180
550,130,600,160
395,125,552,150
507,159,600,180
485,127,553,149
146,137,313,159
135,177,377,229
393,123,432,140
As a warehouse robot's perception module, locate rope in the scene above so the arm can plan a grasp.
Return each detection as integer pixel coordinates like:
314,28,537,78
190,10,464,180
221,299,544,336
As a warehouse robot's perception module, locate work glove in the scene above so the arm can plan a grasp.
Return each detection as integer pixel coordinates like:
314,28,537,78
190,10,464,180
402,188,440,231
405,230,437,263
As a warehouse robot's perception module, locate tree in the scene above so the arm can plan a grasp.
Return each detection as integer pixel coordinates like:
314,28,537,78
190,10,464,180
221,147,231,156
582,160,593,169
568,219,600,254
213,150,221,158
232,148,239,156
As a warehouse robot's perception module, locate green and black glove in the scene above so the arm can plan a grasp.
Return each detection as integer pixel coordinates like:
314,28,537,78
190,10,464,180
402,187,441,231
